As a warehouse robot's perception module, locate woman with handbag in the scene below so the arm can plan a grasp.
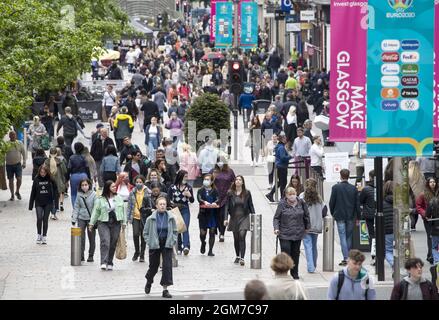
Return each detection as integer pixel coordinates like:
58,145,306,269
44,147,68,220
72,178,97,263
127,175,151,263
197,174,220,256
249,116,262,167
168,170,194,255
179,143,199,187
224,175,255,266
29,116,47,159
29,165,58,245
89,180,127,271
273,186,311,279
144,196,177,299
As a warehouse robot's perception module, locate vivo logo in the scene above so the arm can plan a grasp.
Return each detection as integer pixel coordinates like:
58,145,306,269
401,76,419,86
400,99,419,111
381,100,399,111
381,39,400,51
401,51,420,63
381,76,400,87
401,39,420,50
381,63,400,75
382,52,400,62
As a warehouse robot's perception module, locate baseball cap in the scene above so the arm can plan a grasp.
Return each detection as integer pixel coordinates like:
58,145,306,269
96,123,104,129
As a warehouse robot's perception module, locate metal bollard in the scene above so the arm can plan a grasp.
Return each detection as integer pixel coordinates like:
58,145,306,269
250,214,262,269
172,244,178,267
71,227,82,266
323,215,334,272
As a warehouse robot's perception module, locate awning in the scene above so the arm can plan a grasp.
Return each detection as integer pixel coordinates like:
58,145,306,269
310,0,330,5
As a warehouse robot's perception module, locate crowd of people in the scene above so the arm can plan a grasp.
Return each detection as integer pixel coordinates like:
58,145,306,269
2,14,437,301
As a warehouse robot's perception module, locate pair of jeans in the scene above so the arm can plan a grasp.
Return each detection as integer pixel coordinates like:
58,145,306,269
98,220,121,266
70,172,88,206
279,239,302,279
36,204,52,236
267,162,275,185
132,218,146,256
432,235,439,266
78,219,96,259
385,233,394,268
423,219,433,259
177,206,191,250
268,167,288,199
303,233,318,272
145,238,173,286
148,140,158,162
336,220,354,260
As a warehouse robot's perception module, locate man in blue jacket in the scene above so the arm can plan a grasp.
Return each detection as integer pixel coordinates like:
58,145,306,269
265,132,291,203
238,90,256,125
329,169,360,266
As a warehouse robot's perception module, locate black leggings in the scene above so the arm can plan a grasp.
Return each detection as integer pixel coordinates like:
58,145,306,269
36,205,52,236
233,230,247,259
200,228,216,252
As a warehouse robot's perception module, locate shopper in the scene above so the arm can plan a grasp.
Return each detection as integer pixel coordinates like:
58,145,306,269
265,133,278,190
179,143,199,187
273,186,310,279
68,142,90,206
100,145,121,183
197,174,220,256
29,165,58,245
144,196,177,299
89,180,127,271
144,116,161,161
5,131,26,201
44,147,68,219
72,179,97,262
224,175,255,266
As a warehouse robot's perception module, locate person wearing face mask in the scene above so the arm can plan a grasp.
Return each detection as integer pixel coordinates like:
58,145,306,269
224,176,255,266
197,174,220,256
149,182,171,208
144,197,178,298
72,179,97,262
115,172,134,202
127,175,151,263
145,169,167,194
89,181,127,271
168,170,195,255
154,159,172,191
273,187,311,279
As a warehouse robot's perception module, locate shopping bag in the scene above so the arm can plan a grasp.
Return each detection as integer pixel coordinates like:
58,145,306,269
115,227,127,260
170,207,187,234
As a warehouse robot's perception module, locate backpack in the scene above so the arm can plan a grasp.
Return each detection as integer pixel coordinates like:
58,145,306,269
335,270,370,300
399,279,435,300
41,134,51,150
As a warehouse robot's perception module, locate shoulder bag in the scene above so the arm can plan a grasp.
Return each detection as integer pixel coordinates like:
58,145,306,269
81,197,97,230
136,195,152,224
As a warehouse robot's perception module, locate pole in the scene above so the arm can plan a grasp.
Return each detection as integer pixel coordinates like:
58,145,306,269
233,0,239,49
233,95,238,160
250,214,262,269
232,0,240,160
71,227,82,266
323,215,334,271
393,157,411,284
374,157,385,281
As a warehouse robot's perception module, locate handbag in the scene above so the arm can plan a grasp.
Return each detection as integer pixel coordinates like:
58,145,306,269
136,196,152,224
115,227,127,260
170,206,187,234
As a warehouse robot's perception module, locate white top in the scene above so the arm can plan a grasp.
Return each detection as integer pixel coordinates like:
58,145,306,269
102,91,116,107
149,125,158,135
125,50,137,64
293,136,312,157
286,113,297,125
310,144,324,167
118,184,130,201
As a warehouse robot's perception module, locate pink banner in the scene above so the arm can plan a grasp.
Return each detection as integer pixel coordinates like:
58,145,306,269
434,2,439,140
329,1,367,142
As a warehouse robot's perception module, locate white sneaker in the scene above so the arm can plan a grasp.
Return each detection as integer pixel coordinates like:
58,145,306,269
106,265,113,271
36,235,42,244
100,264,107,270
41,236,47,244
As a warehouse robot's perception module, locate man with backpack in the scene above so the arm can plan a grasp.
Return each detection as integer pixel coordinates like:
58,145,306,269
56,107,85,146
390,258,439,300
328,249,376,300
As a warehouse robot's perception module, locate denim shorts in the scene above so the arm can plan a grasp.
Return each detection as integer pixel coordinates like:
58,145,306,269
6,163,22,180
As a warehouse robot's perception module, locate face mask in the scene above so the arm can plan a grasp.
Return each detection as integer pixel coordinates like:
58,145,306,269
217,162,224,168
287,195,297,202
203,180,211,187
81,185,89,193
136,183,144,190
151,177,158,182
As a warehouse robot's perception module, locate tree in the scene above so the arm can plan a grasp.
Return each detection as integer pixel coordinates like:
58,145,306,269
184,93,230,152
0,0,129,155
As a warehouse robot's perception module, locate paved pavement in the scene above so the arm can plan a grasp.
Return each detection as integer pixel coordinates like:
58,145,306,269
0,85,431,300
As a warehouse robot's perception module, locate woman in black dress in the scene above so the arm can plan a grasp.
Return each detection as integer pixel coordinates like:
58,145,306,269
224,175,255,266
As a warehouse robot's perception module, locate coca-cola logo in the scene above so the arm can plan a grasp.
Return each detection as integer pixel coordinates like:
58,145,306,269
381,52,399,62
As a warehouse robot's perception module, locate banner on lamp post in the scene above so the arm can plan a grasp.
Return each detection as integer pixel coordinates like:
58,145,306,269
434,1,439,139
366,0,434,157
240,1,258,49
329,0,367,142
215,1,234,49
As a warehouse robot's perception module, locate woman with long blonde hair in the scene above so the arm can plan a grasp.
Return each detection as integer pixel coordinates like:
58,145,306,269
44,147,67,219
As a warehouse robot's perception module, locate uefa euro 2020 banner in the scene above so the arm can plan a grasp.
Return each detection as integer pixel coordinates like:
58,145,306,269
329,1,367,142
240,1,258,49
215,1,233,49
366,0,434,157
